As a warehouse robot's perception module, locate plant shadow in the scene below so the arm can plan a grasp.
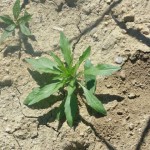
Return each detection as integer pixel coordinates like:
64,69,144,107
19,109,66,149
3,34,42,57
28,69,55,87
111,12,150,47
96,94,124,104
135,117,150,150
0,22,8,28
37,106,67,131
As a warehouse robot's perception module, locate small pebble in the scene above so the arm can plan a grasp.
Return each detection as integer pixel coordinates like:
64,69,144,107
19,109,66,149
120,70,126,80
142,54,149,60
131,79,137,86
105,0,112,4
106,84,112,88
128,93,136,99
130,55,137,61
5,127,12,134
115,56,123,64
3,117,8,121
128,123,134,130
117,111,123,115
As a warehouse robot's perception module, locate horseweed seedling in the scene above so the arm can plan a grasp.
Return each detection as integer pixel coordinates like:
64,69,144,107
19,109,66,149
0,0,32,44
24,32,121,127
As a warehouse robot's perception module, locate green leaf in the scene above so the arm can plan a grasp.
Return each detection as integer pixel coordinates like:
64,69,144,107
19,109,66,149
20,23,31,36
75,46,91,71
0,30,13,44
24,82,64,105
84,59,96,93
60,32,72,66
84,64,121,76
5,24,16,32
49,51,64,67
18,12,32,24
0,15,14,25
65,80,78,127
57,100,65,121
26,57,61,75
80,84,107,115
13,0,21,19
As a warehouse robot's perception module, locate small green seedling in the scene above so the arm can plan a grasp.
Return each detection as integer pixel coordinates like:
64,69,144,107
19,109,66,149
0,0,32,44
24,32,121,127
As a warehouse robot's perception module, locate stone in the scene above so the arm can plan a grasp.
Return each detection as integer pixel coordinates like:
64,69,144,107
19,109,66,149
3,117,8,121
0,76,13,86
5,126,14,134
120,70,126,80
128,123,134,130
128,93,136,99
105,84,112,88
130,55,136,61
121,29,127,34
142,28,149,35
117,110,123,115
115,56,123,64
142,54,149,60
105,100,118,111
105,0,112,4
82,6,92,15
131,79,137,86
123,14,135,22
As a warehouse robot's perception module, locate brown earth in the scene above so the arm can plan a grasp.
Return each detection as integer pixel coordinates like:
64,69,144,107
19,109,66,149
0,0,150,150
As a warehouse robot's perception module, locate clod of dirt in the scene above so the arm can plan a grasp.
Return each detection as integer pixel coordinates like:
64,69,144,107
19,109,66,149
123,14,135,22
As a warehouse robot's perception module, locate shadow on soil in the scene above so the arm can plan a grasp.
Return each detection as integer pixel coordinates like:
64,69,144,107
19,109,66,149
111,13,150,47
135,117,150,150
3,34,42,58
3,32,42,58
96,94,124,104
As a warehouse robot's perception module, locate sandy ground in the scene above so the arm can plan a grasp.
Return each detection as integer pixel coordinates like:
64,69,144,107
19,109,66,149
0,0,150,149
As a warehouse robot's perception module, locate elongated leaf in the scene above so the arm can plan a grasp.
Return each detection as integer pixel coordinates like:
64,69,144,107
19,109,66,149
24,82,64,105
84,59,96,93
26,57,61,74
65,80,78,127
18,13,32,24
65,93,78,127
60,32,72,66
0,15,14,25
84,64,121,76
80,84,106,115
57,100,65,121
0,30,13,44
20,23,31,36
5,24,16,32
13,0,20,19
49,51,64,67
75,46,91,70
